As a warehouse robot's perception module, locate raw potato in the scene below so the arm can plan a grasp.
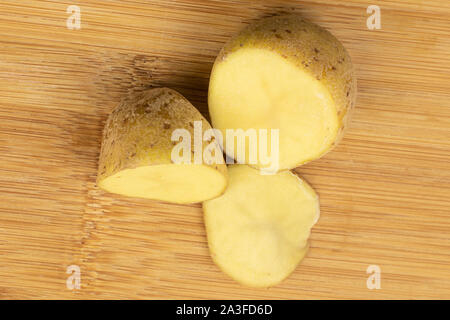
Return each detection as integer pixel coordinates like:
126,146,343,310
209,15,357,171
203,165,320,287
97,88,227,204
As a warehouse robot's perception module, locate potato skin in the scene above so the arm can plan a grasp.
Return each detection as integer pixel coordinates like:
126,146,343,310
97,88,227,185
210,15,357,161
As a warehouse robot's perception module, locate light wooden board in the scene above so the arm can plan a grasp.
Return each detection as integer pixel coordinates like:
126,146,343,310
0,0,449,299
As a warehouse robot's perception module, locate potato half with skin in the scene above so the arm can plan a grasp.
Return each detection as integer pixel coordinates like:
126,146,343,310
97,88,227,204
208,15,357,171
203,165,320,287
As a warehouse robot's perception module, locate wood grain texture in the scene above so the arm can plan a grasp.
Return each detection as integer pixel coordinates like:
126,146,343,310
0,0,449,299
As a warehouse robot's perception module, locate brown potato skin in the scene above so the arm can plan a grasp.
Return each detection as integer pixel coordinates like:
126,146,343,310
97,88,227,186
210,15,357,165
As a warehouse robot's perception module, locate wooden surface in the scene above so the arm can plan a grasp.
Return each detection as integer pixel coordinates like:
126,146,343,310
1,0,449,299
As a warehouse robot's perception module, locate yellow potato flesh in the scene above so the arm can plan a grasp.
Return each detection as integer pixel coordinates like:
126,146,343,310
99,164,227,204
203,165,320,287
209,48,339,170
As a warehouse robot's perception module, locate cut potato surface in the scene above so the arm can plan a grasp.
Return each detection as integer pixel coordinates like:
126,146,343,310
209,15,356,170
100,164,226,204
203,165,320,287
97,88,227,204
210,48,338,170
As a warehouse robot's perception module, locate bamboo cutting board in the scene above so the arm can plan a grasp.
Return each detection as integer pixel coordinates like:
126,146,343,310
0,0,449,299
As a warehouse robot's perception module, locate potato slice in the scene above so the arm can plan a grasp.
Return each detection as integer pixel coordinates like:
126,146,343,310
203,165,319,287
208,15,357,171
97,88,227,204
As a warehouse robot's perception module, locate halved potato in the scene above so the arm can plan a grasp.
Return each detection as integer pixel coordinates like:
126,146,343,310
203,165,320,287
208,15,357,171
97,88,227,204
